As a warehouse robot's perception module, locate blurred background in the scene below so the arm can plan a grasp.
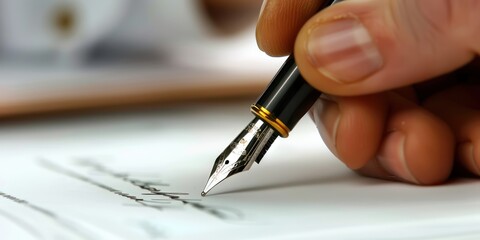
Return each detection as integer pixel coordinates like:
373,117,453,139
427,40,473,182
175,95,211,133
0,0,285,118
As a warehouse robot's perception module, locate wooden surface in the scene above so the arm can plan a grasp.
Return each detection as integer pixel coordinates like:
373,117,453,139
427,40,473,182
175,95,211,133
0,67,271,117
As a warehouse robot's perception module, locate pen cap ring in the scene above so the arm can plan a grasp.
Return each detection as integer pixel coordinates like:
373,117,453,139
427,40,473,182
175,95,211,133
253,55,320,137
251,105,289,138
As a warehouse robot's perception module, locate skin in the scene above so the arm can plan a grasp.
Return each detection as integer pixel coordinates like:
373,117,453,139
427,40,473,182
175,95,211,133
256,0,480,184
201,0,263,35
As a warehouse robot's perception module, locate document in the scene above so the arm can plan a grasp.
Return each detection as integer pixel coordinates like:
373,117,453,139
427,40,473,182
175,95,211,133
1,102,480,240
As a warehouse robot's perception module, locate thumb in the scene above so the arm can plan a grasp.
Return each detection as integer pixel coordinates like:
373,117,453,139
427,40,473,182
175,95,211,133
294,0,479,96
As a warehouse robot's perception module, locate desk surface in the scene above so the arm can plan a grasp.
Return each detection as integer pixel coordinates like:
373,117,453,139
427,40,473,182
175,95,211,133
0,30,286,118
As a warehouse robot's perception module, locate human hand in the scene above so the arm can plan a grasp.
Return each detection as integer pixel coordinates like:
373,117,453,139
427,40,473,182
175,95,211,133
201,0,263,34
256,0,480,184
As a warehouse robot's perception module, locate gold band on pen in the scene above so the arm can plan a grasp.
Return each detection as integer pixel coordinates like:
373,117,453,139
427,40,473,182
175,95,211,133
250,105,290,138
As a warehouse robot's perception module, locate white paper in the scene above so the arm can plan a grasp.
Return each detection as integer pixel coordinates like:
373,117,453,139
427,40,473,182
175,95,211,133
1,102,480,240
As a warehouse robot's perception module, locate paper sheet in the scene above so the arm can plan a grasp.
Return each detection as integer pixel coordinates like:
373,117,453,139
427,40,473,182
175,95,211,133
1,102,480,240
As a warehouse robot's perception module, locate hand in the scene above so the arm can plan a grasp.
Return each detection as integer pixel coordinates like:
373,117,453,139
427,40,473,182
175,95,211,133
256,0,480,184
201,0,263,34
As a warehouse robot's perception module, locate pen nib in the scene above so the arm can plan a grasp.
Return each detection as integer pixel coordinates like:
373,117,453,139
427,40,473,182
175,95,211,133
202,118,278,196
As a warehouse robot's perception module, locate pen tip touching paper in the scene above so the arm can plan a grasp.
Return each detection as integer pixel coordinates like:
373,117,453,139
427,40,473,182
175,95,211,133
201,118,279,196
201,168,228,197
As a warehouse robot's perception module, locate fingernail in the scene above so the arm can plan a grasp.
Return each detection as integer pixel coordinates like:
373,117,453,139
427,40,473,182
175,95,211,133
377,131,419,184
309,96,340,156
307,17,383,83
457,142,480,175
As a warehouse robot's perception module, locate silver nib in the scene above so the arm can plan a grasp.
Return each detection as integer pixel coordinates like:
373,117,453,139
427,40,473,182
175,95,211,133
202,118,278,196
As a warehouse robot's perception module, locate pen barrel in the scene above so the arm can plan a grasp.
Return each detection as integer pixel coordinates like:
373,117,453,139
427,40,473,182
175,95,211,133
252,55,320,138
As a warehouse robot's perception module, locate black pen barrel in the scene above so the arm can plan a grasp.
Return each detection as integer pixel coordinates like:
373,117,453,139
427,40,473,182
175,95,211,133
252,55,321,137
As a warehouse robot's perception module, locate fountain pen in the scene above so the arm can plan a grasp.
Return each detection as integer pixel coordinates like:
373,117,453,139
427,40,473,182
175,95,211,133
202,0,339,196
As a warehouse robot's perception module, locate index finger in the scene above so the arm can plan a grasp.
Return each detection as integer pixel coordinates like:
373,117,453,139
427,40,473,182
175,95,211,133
256,0,324,56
